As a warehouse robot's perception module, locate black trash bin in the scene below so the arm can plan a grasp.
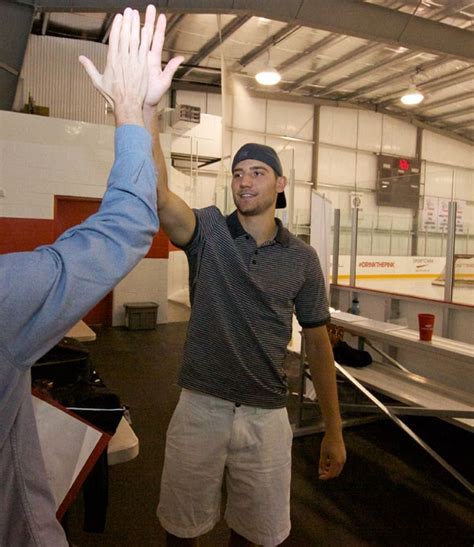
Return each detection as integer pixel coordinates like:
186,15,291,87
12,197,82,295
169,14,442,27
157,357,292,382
123,302,158,330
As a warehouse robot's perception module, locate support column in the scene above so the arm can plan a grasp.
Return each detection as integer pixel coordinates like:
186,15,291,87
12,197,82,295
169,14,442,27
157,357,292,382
349,207,359,287
312,105,320,190
412,126,423,256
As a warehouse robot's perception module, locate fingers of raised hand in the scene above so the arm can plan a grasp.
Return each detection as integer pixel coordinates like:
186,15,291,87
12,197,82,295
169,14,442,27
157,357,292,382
107,13,122,65
162,55,184,82
139,4,156,64
130,9,141,57
119,8,133,59
79,55,114,106
151,13,167,59
79,55,100,87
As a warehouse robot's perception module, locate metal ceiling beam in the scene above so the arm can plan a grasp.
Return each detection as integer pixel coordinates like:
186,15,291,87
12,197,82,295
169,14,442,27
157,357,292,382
286,42,382,92
165,13,186,38
0,0,35,110
312,2,473,98
100,13,114,44
415,91,474,112
172,78,342,107
17,0,474,62
418,67,474,94
276,35,345,74
41,12,50,35
175,14,251,80
445,119,474,130
427,106,474,122
428,1,474,22
343,57,450,101
238,23,299,68
294,0,473,61
217,22,300,86
375,67,474,107
314,49,416,97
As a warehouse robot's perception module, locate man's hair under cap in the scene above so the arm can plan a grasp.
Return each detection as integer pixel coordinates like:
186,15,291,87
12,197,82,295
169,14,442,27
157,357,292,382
231,143,287,209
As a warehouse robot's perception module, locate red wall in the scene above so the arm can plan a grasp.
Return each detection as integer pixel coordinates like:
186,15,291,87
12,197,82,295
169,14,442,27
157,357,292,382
0,218,54,253
148,229,170,258
0,217,170,258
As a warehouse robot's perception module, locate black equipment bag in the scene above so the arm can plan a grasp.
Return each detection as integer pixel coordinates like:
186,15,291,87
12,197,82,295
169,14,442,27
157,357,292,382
32,337,124,435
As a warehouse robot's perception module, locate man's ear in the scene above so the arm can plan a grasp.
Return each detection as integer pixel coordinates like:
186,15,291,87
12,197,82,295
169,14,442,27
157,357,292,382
277,175,287,193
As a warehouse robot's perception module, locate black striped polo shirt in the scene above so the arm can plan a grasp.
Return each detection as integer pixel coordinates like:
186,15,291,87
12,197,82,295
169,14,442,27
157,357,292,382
178,206,330,408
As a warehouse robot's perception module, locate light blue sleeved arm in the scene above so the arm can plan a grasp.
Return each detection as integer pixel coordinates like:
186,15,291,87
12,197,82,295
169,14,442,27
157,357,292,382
0,124,159,370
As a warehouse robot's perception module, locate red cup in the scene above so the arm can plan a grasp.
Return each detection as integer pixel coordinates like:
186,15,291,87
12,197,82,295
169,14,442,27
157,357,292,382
418,313,435,341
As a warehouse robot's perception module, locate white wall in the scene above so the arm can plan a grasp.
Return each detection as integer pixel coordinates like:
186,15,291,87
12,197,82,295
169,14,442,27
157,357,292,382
113,259,169,325
318,106,474,256
168,251,190,307
423,131,474,169
171,92,474,259
421,132,474,256
20,35,109,125
0,111,168,325
173,91,472,258
318,106,418,254
1,111,112,219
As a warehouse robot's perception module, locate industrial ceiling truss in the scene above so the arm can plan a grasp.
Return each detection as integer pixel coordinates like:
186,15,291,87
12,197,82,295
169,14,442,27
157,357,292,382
1,0,472,142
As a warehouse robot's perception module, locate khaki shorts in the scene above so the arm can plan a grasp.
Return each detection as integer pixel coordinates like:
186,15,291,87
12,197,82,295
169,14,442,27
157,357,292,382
157,389,293,546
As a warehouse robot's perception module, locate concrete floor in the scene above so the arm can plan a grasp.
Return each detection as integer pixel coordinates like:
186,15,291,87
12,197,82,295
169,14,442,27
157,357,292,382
65,321,474,546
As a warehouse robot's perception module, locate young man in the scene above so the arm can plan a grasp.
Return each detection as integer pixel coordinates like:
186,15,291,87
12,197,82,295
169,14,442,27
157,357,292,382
0,6,181,545
145,104,346,543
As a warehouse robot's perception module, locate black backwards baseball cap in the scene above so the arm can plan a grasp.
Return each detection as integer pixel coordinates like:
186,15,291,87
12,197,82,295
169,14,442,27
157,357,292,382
231,143,287,209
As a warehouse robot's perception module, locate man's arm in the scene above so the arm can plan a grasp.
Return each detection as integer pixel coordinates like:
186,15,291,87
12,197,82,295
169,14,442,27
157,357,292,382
83,7,194,245
0,128,157,368
303,325,346,480
146,109,196,246
0,6,168,369
139,13,195,247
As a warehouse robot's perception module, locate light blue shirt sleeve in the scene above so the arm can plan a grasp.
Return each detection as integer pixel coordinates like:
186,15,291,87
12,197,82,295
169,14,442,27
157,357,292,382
0,124,159,370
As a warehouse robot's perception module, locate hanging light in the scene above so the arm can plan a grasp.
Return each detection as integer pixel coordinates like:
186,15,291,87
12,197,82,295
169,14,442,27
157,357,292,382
255,63,281,86
400,84,424,106
255,49,281,86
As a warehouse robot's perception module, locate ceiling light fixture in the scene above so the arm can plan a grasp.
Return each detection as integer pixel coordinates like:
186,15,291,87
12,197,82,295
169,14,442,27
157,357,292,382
255,47,281,86
400,84,424,106
255,64,281,86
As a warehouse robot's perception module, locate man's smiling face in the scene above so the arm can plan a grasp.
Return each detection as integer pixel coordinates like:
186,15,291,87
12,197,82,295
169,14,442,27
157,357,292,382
231,159,285,216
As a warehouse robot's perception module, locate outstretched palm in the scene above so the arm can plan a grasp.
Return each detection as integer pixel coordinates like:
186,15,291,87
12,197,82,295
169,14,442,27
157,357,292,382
79,5,182,114
79,7,152,112
144,10,184,109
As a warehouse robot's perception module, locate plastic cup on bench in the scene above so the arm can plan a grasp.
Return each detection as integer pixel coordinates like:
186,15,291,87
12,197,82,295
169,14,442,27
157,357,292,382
418,313,435,341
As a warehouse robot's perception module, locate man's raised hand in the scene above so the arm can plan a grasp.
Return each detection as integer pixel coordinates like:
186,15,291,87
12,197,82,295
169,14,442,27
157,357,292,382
79,6,155,126
79,5,183,128
144,8,184,110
